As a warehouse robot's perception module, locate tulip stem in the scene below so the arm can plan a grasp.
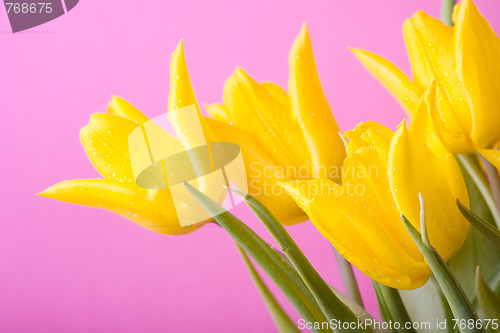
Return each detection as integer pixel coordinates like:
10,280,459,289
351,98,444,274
456,154,500,229
441,0,455,26
331,246,364,309
479,156,500,218
236,244,301,333
372,281,417,333
227,187,368,332
184,182,332,332
402,215,483,333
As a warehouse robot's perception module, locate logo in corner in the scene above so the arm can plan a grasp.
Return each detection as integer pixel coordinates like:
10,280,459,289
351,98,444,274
3,0,79,33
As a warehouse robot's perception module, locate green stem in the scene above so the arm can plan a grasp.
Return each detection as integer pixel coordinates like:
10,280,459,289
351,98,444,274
332,246,364,308
230,188,367,332
184,182,331,332
479,156,500,217
457,200,500,249
456,154,500,228
402,215,483,333
441,0,455,26
236,244,300,333
373,281,417,333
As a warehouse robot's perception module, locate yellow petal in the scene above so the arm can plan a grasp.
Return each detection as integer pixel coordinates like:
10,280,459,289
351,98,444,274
80,113,139,181
454,0,500,148
388,123,469,260
221,68,309,169
260,82,289,107
278,179,335,216
350,48,421,116
204,103,229,123
411,81,474,154
168,41,231,204
411,83,470,220
476,147,500,171
281,179,430,289
344,121,393,156
344,146,424,259
206,118,307,224
168,40,216,143
169,40,199,112
107,96,149,125
410,82,447,155
39,179,199,235
289,23,346,177
404,12,472,135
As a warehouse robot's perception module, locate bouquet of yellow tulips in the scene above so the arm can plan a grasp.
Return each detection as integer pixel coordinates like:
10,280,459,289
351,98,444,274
40,0,500,332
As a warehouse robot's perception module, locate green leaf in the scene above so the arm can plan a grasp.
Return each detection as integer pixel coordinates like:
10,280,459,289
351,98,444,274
401,215,484,333
451,155,500,299
400,277,457,333
326,283,389,333
373,281,417,333
485,263,500,295
400,199,457,332
183,182,331,333
236,245,300,333
332,246,364,308
456,155,500,228
475,267,500,330
228,188,369,333
457,200,500,249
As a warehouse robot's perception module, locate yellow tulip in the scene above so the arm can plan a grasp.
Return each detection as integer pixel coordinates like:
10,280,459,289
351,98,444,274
281,86,469,289
351,0,500,168
40,24,345,232
204,23,346,224
40,41,239,234
39,41,217,235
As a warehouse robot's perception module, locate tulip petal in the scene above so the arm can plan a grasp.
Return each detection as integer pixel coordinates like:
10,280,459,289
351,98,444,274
404,12,472,136
281,179,430,290
168,40,218,145
454,0,500,148
344,121,393,158
168,41,233,205
411,82,471,209
261,82,289,107
389,123,469,260
476,147,500,171
343,146,424,260
410,83,472,210
204,103,229,123
418,81,474,154
39,179,199,235
221,68,310,169
80,113,139,181
289,24,346,177
350,48,420,116
205,117,307,224
169,40,199,112
107,96,149,125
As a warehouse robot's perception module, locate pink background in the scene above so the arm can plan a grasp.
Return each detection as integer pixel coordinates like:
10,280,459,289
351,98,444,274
1,1,500,332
